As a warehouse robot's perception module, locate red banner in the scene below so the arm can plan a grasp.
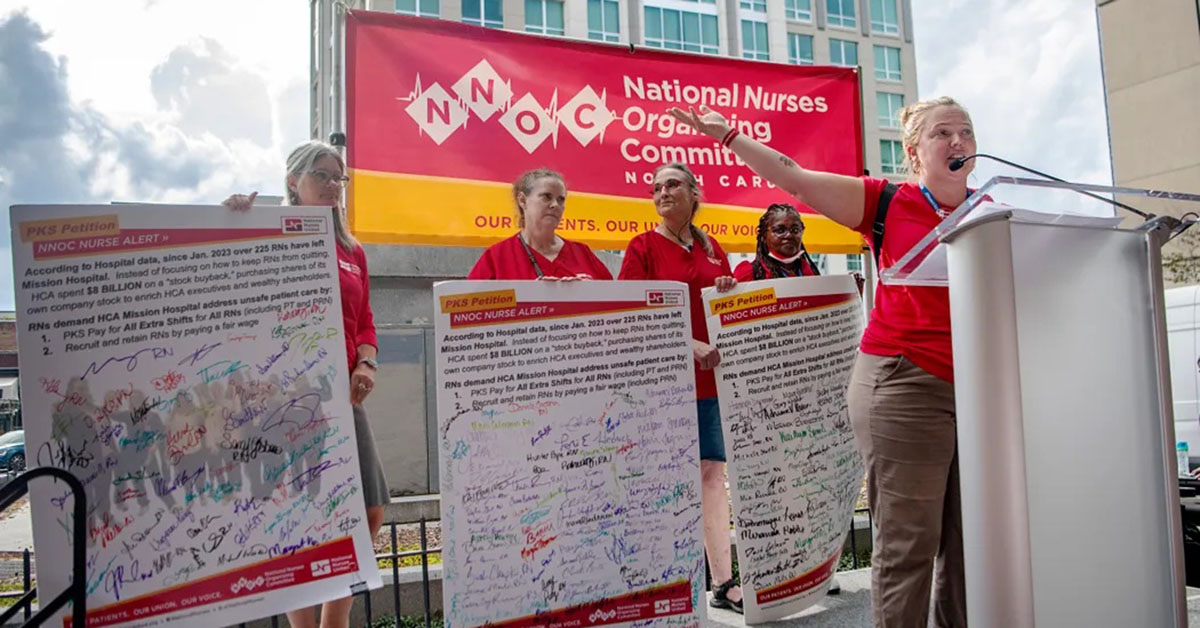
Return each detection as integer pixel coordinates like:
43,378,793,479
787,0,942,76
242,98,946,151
345,12,865,253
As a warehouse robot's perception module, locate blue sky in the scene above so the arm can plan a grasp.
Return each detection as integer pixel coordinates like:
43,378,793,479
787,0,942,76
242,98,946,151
0,0,1112,310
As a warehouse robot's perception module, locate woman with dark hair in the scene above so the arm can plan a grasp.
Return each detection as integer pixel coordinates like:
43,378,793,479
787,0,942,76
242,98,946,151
224,140,388,628
617,162,744,612
468,168,612,280
733,203,820,281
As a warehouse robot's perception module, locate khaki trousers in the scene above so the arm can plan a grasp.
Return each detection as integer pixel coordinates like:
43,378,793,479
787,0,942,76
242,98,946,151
847,352,967,628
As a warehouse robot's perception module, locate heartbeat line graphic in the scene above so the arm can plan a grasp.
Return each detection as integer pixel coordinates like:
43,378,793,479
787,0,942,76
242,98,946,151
395,59,616,152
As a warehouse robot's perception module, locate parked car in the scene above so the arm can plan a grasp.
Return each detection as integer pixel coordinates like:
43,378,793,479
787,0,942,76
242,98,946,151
0,430,24,472
1167,286,1200,467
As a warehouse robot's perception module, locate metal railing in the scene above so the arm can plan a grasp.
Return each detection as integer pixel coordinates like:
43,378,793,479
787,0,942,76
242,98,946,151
0,468,85,628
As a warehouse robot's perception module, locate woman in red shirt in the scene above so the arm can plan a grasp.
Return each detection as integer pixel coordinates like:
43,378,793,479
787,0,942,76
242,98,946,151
468,169,612,280
618,163,743,612
224,141,388,628
671,98,975,628
732,203,820,282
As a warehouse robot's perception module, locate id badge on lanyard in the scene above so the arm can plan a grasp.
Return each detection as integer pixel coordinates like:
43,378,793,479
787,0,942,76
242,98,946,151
919,184,966,219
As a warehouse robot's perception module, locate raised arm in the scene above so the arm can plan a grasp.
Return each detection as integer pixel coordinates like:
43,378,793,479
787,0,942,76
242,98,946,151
670,106,866,230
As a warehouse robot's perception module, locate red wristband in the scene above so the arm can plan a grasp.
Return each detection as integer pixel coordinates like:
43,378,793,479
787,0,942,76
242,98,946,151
721,128,741,148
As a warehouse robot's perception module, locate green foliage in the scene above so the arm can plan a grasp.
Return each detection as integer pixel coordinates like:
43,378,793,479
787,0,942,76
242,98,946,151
1164,229,1200,285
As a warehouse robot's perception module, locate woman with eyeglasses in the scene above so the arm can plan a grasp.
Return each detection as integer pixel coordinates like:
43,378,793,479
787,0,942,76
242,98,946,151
617,162,744,613
733,203,820,281
224,140,389,628
468,169,612,280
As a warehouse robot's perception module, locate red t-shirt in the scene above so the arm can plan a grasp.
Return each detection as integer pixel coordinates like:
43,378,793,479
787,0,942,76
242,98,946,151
467,234,613,280
618,231,733,399
337,243,377,374
855,178,953,382
732,256,817,282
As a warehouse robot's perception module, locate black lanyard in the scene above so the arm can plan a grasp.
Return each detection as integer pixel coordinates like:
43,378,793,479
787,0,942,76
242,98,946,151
517,233,545,279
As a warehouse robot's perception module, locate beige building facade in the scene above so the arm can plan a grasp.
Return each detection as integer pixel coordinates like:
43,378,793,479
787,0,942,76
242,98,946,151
1097,0,1200,284
1097,0,1200,194
317,0,919,183
310,0,920,493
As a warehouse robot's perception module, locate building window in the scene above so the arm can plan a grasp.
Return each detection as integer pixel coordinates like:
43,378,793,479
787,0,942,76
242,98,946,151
788,33,814,65
829,39,858,67
785,0,812,22
396,0,439,17
826,0,856,29
739,0,767,11
644,6,719,54
880,139,904,174
869,0,899,35
588,0,620,41
878,93,904,129
462,0,502,28
741,20,769,60
874,45,901,81
525,0,564,35
847,254,863,272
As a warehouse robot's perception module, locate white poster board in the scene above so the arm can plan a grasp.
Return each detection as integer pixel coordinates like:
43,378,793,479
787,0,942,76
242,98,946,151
10,204,380,627
703,275,864,623
434,280,705,628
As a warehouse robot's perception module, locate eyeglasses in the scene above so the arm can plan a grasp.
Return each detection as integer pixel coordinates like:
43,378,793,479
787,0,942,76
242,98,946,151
770,225,804,236
652,178,685,196
306,170,350,187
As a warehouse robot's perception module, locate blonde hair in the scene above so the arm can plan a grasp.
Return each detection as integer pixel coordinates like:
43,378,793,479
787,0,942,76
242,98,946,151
285,140,357,251
898,96,971,177
512,168,565,228
653,162,713,256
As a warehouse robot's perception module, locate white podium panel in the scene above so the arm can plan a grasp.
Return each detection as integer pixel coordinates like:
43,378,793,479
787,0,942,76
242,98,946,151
948,217,1180,628
882,178,1200,628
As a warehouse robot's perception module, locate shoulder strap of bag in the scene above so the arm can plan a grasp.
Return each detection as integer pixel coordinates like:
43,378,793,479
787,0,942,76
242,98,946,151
871,183,899,269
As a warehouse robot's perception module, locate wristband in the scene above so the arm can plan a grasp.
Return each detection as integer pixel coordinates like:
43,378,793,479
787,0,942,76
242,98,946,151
721,128,741,148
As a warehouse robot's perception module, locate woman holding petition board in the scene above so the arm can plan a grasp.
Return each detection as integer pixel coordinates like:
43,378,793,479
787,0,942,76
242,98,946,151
224,140,389,628
468,169,612,280
670,97,975,628
617,162,745,612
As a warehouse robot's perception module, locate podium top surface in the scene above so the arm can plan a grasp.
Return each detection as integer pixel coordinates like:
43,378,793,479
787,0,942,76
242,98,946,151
880,176,1200,287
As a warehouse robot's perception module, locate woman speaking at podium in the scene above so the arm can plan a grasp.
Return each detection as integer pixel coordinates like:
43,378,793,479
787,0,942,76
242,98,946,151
671,97,974,628
467,169,612,280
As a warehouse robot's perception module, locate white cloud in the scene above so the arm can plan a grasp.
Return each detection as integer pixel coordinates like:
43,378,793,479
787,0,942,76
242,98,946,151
911,0,1113,189
0,2,311,309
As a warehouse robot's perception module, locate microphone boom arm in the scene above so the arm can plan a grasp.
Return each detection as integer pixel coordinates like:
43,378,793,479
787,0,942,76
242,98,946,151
951,153,1153,220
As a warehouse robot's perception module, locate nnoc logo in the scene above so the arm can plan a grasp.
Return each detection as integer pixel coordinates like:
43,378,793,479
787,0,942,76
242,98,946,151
646,290,684,307
403,59,615,153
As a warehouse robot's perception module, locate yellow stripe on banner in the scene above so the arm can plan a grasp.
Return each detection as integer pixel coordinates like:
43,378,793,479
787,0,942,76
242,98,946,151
347,169,866,254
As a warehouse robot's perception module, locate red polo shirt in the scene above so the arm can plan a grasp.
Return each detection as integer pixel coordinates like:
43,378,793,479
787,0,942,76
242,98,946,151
855,178,953,382
618,231,733,399
467,234,613,280
732,256,818,282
